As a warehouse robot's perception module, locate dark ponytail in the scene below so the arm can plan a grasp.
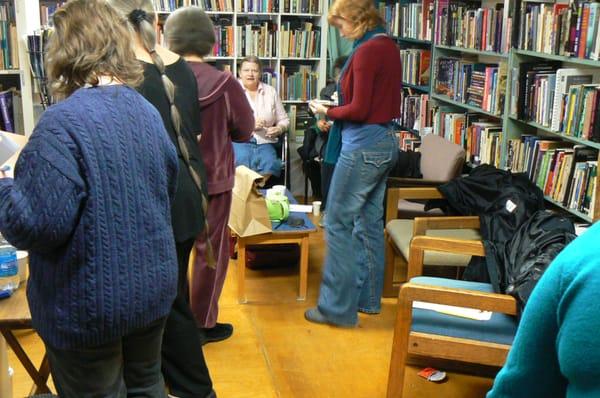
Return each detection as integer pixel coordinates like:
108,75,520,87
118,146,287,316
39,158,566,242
109,0,216,267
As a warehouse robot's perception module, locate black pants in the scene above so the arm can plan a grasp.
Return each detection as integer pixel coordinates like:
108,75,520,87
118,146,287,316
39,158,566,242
321,162,336,211
46,317,168,398
162,238,213,398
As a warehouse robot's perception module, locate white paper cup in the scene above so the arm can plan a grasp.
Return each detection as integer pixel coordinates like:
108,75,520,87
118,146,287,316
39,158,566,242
312,201,322,216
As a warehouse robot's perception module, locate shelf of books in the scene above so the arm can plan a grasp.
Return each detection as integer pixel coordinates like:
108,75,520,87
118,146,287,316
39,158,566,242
380,0,434,135
505,47,600,221
424,0,600,221
154,0,327,103
0,0,46,135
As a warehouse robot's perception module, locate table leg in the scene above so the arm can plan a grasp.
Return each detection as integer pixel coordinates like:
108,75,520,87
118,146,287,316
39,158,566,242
0,329,51,394
298,236,309,301
237,238,247,304
28,354,50,396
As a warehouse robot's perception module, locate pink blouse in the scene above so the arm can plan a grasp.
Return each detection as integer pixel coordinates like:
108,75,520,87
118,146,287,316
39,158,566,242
241,81,290,145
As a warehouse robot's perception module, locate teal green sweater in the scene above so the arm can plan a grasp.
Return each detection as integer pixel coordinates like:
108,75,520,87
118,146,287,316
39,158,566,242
488,221,600,397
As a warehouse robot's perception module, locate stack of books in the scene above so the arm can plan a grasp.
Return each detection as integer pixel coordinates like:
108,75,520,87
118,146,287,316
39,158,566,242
379,0,433,40
398,93,431,133
435,1,507,53
0,5,18,70
400,49,430,86
212,19,234,56
506,138,598,216
236,21,278,57
518,0,600,61
278,22,320,58
280,65,318,101
435,58,507,114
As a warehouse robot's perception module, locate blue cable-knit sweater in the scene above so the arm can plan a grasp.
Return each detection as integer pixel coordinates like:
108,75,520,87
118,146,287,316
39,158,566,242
487,221,600,397
0,85,179,349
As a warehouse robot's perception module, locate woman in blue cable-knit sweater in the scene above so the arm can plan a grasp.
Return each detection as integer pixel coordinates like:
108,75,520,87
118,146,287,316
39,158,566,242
0,1,178,396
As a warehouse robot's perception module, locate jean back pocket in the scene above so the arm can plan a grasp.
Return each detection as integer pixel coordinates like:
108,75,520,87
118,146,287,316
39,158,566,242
362,152,393,168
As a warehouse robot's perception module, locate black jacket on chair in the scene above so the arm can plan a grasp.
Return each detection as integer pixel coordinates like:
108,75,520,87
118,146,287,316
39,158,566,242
431,164,547,284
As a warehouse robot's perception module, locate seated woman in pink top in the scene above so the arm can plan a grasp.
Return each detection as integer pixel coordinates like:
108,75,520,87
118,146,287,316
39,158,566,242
234,56,290,181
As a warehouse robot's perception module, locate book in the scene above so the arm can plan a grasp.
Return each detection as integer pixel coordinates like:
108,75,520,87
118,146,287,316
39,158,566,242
0,90,13,133
550,68,600,131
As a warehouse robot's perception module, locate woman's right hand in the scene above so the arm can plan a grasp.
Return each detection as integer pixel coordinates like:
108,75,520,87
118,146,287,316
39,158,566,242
317,120,331,133
255,118,267,129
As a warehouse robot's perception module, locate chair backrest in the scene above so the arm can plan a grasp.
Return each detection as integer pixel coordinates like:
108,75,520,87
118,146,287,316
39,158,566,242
419,134,466,181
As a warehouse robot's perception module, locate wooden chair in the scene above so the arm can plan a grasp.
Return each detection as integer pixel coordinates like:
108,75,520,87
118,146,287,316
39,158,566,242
386,235,518,398
390,133,465,220
383,186,482,297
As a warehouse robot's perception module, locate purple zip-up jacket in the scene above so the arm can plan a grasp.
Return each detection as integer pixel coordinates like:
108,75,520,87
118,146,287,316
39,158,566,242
188,62,254,195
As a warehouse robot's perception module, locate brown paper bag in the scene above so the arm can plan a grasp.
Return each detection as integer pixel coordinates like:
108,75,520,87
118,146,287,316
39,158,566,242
228,166,272,237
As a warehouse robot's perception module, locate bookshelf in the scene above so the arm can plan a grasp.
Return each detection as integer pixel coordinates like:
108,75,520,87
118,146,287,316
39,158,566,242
379,0,434,134
0,0,38,135
155,0,328,104
411,0,600,222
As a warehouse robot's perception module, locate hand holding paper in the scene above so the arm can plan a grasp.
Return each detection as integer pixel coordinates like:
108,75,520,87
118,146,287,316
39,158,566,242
309,100,330,116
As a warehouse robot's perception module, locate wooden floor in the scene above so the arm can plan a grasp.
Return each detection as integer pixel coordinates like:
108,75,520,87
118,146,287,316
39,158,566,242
9,220,494,397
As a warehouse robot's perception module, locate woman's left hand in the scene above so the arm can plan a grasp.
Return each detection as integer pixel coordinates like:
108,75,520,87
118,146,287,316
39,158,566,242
309,100,329,116
266,126,282,139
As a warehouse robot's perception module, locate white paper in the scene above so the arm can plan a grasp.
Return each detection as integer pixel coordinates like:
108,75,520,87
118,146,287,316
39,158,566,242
0,133,20,165
289,204,313,213
413,301,493,321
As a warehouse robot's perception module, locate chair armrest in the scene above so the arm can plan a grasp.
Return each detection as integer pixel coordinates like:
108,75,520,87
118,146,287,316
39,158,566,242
385,187,445,224
387,177,448,188
399,282,518,316
407,235,485,279
413,216,480,236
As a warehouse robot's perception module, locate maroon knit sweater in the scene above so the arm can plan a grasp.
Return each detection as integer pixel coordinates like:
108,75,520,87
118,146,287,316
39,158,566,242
327,36,402,124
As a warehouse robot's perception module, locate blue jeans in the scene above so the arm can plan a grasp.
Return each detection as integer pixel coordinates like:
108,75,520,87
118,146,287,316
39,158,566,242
317,132,398,325
233,138,282,177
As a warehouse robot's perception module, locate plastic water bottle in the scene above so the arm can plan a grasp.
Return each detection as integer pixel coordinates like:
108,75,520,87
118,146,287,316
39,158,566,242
0,235,18,299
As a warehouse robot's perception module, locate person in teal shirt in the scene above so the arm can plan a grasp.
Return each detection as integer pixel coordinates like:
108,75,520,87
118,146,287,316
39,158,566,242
487,221,600,397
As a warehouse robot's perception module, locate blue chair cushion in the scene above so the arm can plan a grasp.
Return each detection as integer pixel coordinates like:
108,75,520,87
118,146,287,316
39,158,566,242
409,277,517,345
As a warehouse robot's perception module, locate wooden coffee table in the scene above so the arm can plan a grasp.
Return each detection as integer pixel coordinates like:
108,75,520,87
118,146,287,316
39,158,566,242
235,194,317,303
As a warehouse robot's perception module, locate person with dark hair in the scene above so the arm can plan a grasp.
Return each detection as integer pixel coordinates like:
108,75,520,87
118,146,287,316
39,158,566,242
0,0,178,396
234,56,290,182
298,55,347,212
318,55,348,222
108,1,215,397
305,0,401,327
164,6,255,344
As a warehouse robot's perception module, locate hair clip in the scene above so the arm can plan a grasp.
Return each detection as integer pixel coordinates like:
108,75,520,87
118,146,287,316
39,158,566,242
129,9,148,25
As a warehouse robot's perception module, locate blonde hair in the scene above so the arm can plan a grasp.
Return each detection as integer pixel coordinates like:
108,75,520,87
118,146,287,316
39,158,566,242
45,0,143,98
328,0,384,40
108,0,182,134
